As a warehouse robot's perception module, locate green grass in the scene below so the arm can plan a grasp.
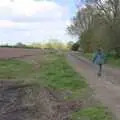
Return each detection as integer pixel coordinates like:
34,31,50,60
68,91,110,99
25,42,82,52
38,54,87,91
107,56,120,68
0,59,33,79
0,52,113,120
84,53,93,60
0,54,87,90
72,106,113,120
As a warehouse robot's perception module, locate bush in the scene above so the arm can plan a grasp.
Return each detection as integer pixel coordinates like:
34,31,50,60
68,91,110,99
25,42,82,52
15,42,26,48
72,43,80,51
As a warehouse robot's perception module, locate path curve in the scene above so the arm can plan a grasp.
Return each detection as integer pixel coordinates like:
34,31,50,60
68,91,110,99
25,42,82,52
67,52,120,120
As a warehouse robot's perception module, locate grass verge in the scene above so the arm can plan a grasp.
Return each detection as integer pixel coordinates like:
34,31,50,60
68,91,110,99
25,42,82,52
72,106,113,120
0,59,33,79
84,53,93,60
106,56,120,68
84,53,120,68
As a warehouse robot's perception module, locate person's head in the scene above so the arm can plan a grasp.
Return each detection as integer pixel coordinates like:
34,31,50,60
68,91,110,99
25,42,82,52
97,48,102,53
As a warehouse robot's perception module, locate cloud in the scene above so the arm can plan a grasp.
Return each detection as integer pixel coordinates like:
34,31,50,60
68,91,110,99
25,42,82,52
0,20,15,28
0,0,68,22
0,0,75,44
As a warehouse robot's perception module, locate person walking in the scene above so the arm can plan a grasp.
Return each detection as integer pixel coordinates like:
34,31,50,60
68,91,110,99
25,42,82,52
93,48,105,76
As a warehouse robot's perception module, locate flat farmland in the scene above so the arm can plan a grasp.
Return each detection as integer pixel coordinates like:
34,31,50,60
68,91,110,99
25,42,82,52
0,48,43,59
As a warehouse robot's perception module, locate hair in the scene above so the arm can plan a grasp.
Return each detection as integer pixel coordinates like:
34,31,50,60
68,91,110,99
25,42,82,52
97,48,102,52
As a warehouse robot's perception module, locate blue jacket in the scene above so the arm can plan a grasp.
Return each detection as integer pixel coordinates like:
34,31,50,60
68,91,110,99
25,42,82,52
93,52,105,65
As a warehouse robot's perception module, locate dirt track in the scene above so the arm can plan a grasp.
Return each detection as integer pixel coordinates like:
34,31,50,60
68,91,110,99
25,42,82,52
67,53,120,120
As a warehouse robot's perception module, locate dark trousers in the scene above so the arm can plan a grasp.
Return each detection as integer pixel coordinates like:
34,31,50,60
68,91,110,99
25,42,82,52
98,64,102,76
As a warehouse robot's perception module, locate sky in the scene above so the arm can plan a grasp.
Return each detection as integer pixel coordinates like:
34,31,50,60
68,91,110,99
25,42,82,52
0,0,79,45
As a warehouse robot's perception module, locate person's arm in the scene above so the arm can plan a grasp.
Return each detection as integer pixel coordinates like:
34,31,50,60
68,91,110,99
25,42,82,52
92,53,97,63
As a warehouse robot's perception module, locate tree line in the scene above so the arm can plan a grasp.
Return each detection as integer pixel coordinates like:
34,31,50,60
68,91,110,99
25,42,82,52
0,40,69,50
68,0,120,57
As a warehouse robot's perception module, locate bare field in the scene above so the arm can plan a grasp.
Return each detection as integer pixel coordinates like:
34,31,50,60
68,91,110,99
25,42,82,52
0,48,43,59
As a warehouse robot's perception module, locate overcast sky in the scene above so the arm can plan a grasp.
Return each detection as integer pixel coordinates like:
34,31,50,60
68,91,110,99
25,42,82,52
0,0,81,45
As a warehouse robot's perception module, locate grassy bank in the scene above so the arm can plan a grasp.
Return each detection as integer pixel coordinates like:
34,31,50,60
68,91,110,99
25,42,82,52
84,53,93,60
72,106,113,120
0,51,113,120
106,55,120,68
84,53,120,68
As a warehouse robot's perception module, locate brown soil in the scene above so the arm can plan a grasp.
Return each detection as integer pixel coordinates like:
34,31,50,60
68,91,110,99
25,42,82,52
0,48,43,59
0,80,28,120
0,80,82,120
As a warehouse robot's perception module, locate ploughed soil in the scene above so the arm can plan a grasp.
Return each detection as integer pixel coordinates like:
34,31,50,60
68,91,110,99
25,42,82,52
0,48,43,59
0,80,82,120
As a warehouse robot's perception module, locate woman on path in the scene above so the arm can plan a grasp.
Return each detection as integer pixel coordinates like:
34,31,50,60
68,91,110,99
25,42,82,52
93,48,105,76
